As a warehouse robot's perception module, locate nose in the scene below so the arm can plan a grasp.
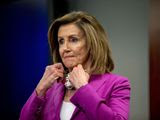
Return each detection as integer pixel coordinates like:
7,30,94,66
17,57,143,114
63,40,70,52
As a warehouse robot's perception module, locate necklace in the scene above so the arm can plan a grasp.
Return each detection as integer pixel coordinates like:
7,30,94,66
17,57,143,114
64,73,74,90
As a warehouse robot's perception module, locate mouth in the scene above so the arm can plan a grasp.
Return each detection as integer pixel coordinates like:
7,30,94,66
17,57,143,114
63,56,75,59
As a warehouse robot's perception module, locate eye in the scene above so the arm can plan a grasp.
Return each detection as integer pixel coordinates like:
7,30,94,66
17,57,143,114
58,38,64,45
70,37,78,42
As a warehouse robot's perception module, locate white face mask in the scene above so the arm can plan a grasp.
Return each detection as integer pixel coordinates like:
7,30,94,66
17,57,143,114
64,73,74,90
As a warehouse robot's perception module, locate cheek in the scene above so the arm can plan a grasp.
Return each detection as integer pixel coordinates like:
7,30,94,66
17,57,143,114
75,47,88,61
59,48,63,57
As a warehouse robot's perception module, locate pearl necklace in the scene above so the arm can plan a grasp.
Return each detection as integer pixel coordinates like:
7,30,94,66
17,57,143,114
64,73,74,90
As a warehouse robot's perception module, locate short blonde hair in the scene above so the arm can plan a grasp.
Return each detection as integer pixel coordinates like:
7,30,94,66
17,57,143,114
48,11,114,74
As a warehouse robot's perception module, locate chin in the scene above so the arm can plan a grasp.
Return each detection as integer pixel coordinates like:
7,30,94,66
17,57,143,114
64,62,78,69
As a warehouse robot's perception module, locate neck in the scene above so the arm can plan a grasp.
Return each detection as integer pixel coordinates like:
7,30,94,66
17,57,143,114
64,89,76,102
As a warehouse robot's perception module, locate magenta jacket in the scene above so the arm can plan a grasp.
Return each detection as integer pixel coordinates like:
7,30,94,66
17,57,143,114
20,73,131,120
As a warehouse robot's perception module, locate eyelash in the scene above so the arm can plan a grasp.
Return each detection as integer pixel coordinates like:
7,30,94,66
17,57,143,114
58,39,64,45
58,37,79,45
70,37,78,42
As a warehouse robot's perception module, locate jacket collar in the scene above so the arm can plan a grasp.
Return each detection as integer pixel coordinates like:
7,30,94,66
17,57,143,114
54,73,111,120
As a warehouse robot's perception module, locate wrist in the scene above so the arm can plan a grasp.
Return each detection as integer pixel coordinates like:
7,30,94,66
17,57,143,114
36,85,47,97
77,82,88,89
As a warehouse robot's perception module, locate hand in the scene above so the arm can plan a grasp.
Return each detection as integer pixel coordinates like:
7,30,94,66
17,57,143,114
69,64,89,89
36,63,64,97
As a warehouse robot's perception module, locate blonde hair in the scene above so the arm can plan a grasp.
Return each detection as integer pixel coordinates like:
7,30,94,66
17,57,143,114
48,11,114,74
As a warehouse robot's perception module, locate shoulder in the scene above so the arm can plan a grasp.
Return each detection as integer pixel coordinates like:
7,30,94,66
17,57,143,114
102,73,131,93
91,73,130,84
88,73,130,99
102,73,130,84
90,73,130,91
102,73,130,89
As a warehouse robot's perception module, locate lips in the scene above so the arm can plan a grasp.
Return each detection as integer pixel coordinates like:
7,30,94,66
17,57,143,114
63,55,75,59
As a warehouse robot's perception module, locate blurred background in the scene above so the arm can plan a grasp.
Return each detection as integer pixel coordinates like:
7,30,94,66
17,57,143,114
0,0,160,119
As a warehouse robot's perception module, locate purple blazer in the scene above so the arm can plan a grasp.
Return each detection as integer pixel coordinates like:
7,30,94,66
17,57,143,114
20,73,131,120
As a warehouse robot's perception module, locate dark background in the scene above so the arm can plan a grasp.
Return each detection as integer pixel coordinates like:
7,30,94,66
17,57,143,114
0,0,69,119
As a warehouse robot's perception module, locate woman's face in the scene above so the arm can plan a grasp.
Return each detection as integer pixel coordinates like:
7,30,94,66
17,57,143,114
58,23,88,71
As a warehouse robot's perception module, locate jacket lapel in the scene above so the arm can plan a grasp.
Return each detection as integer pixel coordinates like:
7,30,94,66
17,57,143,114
71,73,110,119
53,83,65,120
89,73,110,92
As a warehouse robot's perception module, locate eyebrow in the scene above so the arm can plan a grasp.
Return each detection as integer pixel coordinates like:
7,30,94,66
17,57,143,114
58,34,81,39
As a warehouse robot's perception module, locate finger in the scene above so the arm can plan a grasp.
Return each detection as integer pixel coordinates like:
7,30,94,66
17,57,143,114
72,66,78,72
47,65,64,73
43,66,57,78
77,64,82,68
70,70,78,81
53,63,64,70
55,68,64,73
49,71,64,80
41,66,53,79
44,65,64,78
68,73,74,84
77,64,85,72
46,64,63,71
47,72,64,84
47,74,58,85
56,71,64,78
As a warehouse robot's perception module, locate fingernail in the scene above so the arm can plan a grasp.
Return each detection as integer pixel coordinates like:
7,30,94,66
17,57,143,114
54,77,59,80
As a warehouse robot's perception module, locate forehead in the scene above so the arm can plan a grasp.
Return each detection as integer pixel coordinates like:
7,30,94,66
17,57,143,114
58,23,83,37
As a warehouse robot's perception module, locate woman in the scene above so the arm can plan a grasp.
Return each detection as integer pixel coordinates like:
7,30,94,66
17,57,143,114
20,11,130,120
